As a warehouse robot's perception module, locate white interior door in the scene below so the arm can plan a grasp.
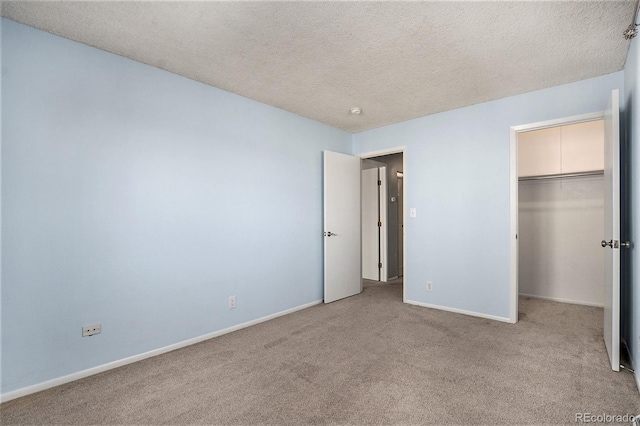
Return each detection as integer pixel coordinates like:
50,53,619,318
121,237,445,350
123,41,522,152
379,168,388,282
324,151,362,303
362,167,379,281
603,89,620,372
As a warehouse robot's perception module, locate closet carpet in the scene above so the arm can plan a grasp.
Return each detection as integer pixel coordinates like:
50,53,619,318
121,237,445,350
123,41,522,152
2,280,638,425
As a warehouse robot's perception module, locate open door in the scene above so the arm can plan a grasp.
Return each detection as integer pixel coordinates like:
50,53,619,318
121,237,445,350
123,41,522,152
324,151,362,303
602,89,620,372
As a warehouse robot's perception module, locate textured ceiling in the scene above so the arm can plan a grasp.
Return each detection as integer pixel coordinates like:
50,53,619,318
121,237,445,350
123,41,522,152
1,1,636,133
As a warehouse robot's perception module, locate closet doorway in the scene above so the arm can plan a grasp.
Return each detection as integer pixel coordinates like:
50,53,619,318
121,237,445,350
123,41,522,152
517,119,605,307
509,90,622,371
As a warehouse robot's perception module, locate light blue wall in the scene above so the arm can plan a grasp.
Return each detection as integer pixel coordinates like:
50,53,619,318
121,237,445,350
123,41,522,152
353,72,624,320
623,34,640,380
0,19,351,393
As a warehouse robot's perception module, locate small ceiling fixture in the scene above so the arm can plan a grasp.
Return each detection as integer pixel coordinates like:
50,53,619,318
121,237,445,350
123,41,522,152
350,107,362,115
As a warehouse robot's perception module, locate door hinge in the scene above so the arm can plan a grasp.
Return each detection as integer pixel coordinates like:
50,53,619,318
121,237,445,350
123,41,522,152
378,262,382,269
378,180,382,186
378,221,382,227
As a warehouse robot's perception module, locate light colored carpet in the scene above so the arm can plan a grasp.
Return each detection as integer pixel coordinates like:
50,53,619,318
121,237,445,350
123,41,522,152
2,280,639,425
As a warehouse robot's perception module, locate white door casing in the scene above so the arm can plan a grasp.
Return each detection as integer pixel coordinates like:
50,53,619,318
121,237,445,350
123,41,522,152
324,151,362,303
603,89,620,372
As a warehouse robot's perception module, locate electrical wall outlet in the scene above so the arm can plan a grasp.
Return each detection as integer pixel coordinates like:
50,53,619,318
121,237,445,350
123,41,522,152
229,295,236,309
82,323,101,337
427,281,433,291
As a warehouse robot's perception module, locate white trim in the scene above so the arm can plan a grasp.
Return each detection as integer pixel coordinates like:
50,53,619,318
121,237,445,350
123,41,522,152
510,111,604,133
402,149,406,304
357,146,407,304
0,300,322,403
358,146,406,160
509,111,604,325
519,293,604,308
509,127,518,324
405,299,512,323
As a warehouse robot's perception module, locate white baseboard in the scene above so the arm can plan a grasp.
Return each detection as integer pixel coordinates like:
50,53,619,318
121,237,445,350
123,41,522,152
405,299,511,323
519,293,604,308
1,300,322,403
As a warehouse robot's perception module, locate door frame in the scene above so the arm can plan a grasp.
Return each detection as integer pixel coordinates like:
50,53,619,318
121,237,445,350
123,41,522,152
509,111,604,323
357,146,407,303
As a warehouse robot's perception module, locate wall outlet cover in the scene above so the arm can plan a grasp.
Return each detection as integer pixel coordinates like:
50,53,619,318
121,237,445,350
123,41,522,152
82,324,101,337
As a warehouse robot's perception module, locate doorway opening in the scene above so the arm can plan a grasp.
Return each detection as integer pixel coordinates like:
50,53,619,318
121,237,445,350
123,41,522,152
509,111,606,322
517,119,605,308
360,150,405,299
509,91,621,372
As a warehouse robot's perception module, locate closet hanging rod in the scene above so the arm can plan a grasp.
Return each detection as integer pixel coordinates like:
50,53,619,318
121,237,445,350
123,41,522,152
518,170,604,182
